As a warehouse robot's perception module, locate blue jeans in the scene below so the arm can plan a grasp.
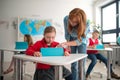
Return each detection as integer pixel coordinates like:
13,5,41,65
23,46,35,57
86,53,113,75
71,44,86,80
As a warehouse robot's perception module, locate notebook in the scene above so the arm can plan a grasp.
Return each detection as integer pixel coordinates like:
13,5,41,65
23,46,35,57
41,48,64,56
15,42,28,49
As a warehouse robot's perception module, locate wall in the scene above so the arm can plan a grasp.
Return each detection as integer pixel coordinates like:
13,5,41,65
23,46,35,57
0,0,94,62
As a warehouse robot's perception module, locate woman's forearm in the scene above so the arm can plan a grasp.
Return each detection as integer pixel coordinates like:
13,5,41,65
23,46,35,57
63,41,77,46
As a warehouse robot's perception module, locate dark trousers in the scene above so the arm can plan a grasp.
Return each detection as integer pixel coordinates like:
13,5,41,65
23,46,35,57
86,53,113,75
34,66,73,80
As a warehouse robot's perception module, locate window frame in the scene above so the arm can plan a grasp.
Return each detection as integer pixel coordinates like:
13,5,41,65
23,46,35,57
101,0,120,44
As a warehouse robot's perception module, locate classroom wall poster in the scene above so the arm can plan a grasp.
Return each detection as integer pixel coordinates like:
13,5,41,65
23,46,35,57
17,17,52,41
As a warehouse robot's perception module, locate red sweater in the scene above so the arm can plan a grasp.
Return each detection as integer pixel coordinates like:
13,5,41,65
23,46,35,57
26,38,69,69
87,38,99,54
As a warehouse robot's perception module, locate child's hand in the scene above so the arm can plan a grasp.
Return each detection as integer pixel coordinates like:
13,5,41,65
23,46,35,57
67,46,71,51
33,52,42,57
92,45,96,49
64,51,70,56
104,44,110,48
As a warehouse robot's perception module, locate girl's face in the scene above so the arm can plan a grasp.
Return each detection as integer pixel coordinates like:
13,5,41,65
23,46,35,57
92,32,99,40
24,36,27,42
69,17,78,27
44,32,56,44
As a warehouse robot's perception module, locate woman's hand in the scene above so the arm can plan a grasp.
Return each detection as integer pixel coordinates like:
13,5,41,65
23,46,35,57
56,43,68,48
64,51,70,56
56,44,64,48
33,52,42,57
61,42,69,46
61,41,77,46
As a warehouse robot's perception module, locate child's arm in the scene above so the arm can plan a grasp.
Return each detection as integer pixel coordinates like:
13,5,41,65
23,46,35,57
87,45,96,49
87,38,96,49
33,51,42,57
64,51,70,56
26,41,41,56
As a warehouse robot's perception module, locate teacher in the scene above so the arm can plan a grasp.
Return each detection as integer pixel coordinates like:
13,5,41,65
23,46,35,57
62,8,87,80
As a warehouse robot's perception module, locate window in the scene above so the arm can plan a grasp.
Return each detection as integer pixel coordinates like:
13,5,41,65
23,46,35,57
102,3,116,30
101,0,120,43
119,1,120,28
103,33,116,43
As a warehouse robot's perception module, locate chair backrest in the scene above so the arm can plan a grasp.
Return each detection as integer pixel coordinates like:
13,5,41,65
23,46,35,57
15,42,28,49
41,48,64,56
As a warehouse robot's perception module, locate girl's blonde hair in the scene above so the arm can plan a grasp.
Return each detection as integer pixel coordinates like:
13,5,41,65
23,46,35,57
68,8,86,41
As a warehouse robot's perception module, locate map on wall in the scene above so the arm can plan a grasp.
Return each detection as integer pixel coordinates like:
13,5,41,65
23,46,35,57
19,19,52,35
16,17,52,41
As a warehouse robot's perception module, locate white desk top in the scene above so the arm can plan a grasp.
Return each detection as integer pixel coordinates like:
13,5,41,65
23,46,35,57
111,46,120,48
0,48,26,52
13,54,87,65
87,48,113,51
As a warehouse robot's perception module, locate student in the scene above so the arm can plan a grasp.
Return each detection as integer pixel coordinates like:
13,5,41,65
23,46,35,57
4,34,33,74
86,30,120,80
26,26,73,80
62,8,87,80
24,34,33,47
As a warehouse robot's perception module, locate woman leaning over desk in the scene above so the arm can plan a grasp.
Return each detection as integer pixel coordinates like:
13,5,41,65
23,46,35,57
61,8,88,80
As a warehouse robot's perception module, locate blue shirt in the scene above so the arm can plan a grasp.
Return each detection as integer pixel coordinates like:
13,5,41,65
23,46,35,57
64,16,90,46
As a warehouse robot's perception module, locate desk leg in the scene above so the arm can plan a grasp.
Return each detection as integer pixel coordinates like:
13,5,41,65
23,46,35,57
0,50,4,80
107,51,112,80
112,48,116,69
55,66,62,80
14,59,23,80
79,59,85,80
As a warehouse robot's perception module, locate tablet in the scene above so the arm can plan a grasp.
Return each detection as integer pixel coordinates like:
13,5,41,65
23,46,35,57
96,44,104,49
41,48,64,56
15,42,28,49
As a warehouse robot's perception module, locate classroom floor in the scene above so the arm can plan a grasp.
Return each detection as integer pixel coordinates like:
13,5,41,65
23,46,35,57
3,60,120,80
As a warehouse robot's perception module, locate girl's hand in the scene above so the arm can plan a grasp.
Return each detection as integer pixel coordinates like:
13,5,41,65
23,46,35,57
64,51,70,56
33,52,42,57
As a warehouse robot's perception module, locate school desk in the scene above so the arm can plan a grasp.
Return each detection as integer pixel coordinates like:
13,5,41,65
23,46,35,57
111,46,120,68
0,48,26,80
13,54,87,80
87,48,113,80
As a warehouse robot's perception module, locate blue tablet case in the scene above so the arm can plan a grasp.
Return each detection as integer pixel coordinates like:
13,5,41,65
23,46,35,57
15,42,28,49
96,44,104,49
41,48,64,56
